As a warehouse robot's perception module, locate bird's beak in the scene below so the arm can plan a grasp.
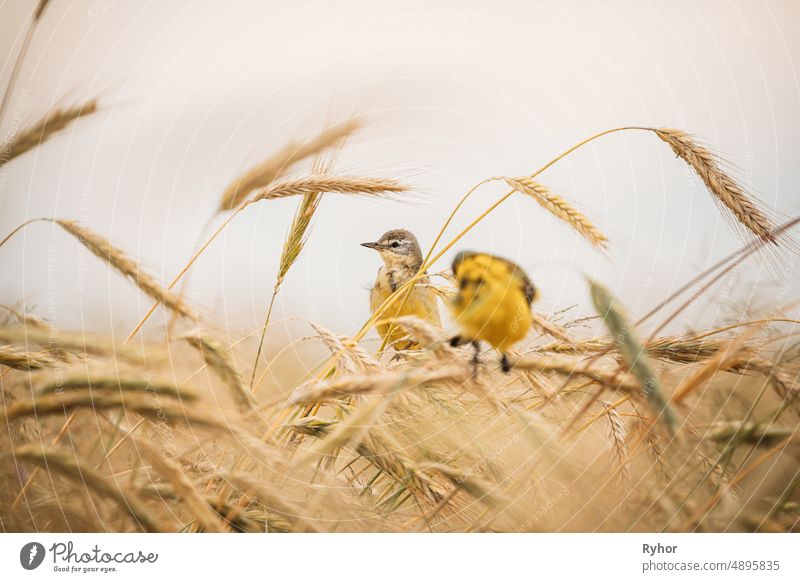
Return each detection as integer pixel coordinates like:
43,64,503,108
360,241,382,251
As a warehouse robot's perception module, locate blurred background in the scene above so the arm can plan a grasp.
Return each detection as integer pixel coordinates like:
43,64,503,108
1,0,799,351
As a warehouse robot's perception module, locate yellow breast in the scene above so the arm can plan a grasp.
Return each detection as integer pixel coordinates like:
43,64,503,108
370,267,441,347
449,253,534,352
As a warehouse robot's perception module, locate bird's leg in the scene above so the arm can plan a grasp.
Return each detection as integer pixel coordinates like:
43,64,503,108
500,353,511,374
471,341,481,374
448,335,480,374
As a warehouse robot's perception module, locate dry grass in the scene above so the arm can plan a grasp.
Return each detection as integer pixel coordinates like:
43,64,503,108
599,400,631,481
1,288,798,532
8,443,167,532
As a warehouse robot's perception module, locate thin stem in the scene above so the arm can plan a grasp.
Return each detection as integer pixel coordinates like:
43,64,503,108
422,178,496,266
166,214,216,337
248,285,280,392
0,12,37,128
645,216,800,343
0,217,52,248
426,128,644,269
11,410,78,510
634,248,745,327
124,205,247,344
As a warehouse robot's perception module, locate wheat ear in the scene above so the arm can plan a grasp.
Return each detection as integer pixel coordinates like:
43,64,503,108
590,280,677,434
218,118,360,210
252,175,408,202
10,444,166,532
55,219,195,321
180,332,262,420
1,101,98,168
653,128,775,243
504,176,609,249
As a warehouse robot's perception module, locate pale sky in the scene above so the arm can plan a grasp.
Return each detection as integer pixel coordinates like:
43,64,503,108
1,0,799,348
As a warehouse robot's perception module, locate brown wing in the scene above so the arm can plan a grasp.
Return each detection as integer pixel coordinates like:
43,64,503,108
451,250,477,277
520,273,537,305
494,255,537,305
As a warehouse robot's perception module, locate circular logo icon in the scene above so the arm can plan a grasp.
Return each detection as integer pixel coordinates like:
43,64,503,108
20,542,46,570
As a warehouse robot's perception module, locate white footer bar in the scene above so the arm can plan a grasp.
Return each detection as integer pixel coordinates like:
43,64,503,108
1,533,796,581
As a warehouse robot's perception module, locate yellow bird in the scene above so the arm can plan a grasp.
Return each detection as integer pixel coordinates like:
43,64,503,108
448,251,537,372
362,229,441,349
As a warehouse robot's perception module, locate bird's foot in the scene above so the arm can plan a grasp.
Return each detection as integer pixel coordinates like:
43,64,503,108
471,341,481,376
500,353,511,374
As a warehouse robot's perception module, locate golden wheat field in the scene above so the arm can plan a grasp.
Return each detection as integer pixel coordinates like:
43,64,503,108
1,2,799,535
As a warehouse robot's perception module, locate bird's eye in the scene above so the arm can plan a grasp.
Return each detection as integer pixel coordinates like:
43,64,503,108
391,241,400,248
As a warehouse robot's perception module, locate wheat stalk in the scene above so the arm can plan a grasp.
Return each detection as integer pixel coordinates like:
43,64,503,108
9,443,166,532
34,0,52,20
530,311,575,344
0,326,148,364
670,328,760,404
357,433,444,505
278,192,321,284
422,462,505,507
132,437,228,533
0,345,56,370
0,305,50,329
180,332,260,417
600,400,631,481
248,160,329,391
281,416,337,438
652,128,775,243
512,354,640,393
252,175,408,202
55,219,195,321
0,0,52,126
590,280,678,433
248,171,404,390
395,315,457,358
37,375,198,401
224,473,322,533
125,173,409,344
0,391,222,429
0,101,98,168
537,334,730,368
637,416,670,479
704,421,794,444
287,364,467,406
503,176,609,249
310,322,380,373
218,118,360,210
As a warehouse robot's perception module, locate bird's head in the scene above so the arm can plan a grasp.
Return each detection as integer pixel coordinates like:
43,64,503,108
361,229,423,269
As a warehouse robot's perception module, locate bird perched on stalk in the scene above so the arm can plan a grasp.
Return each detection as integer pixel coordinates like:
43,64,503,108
448,251,537,372
362,229,441,349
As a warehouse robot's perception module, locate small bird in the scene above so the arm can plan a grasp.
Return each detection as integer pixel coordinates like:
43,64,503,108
448,251,537,372
362,229,441,349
